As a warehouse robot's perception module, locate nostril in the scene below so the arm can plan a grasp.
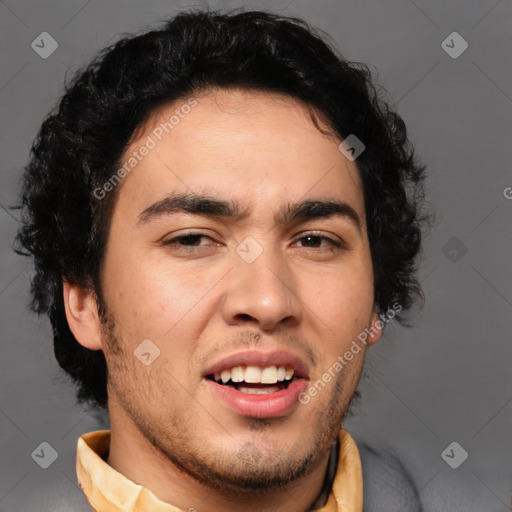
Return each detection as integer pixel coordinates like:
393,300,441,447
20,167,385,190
235,313,254,322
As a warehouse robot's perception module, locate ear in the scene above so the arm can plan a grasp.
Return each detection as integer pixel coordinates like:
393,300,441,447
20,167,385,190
366,311,383,346
63,280,103,350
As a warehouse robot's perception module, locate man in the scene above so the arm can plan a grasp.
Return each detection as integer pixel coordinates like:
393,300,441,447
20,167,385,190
16,9,427,512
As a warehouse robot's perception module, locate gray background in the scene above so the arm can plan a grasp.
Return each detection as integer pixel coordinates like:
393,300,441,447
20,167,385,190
1,0,511,510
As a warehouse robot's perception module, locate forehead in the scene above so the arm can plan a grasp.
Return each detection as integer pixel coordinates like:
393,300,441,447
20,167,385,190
113,88,365,224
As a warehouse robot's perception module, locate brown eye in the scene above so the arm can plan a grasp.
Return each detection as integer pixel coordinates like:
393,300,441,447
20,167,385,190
162,232,217,253
164,234,208,246
293,233,343,249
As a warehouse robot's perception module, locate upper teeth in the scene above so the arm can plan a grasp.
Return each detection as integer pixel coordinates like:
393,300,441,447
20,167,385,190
214,365,295,384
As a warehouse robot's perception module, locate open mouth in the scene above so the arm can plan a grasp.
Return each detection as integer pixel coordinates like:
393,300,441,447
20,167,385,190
203,356,309,417
206,365,299,394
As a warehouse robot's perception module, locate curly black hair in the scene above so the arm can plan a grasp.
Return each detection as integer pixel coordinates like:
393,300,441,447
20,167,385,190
15,9,429,411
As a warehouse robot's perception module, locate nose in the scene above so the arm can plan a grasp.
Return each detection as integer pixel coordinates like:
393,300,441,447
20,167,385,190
221,245,303,332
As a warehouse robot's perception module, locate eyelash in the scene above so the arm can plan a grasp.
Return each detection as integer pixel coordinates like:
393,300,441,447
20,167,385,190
161,231,344,253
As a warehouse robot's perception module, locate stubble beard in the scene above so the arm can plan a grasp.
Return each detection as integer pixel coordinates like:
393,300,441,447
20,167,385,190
100,308,362,497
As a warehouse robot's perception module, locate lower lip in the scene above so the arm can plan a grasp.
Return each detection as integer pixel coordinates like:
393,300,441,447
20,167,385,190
205,379,308,418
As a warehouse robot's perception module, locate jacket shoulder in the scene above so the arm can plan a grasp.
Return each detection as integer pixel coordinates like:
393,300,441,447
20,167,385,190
357,442,422,512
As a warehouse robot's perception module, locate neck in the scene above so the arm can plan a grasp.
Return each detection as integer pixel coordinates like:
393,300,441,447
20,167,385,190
106,400,334,512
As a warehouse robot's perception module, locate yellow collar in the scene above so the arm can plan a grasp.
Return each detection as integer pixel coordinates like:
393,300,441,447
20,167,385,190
76,428,363,511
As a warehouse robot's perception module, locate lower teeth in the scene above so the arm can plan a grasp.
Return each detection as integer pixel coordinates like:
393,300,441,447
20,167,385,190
210,376,292,393
237,386,281,394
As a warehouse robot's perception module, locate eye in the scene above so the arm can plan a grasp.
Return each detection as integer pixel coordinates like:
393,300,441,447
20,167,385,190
161,232,218,252
292,232,344,250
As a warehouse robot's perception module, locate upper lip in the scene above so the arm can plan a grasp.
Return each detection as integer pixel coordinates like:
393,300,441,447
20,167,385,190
203,350,310,379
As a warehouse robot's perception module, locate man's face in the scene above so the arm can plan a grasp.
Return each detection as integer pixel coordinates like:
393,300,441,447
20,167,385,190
98,88,378,491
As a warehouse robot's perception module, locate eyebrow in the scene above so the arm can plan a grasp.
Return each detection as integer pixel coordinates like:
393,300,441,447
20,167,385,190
137,192,361,231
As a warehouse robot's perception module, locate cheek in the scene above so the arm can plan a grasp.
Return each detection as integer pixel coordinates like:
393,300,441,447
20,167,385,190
309,266,374,323
304,265,374,372
102,246,207,335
